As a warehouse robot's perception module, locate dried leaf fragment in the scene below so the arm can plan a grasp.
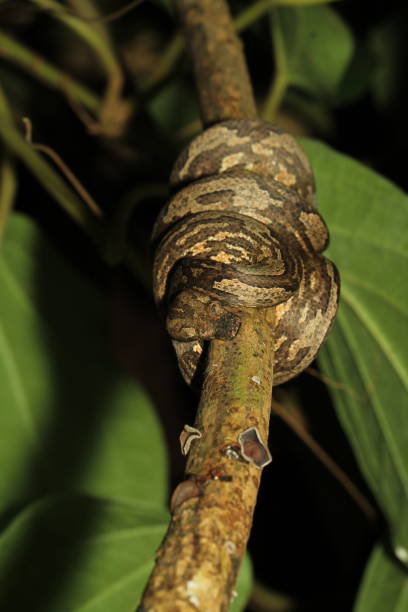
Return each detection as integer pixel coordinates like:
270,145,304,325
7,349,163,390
238,427,272,468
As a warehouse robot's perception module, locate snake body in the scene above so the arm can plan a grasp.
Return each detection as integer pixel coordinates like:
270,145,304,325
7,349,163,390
153,120,340,385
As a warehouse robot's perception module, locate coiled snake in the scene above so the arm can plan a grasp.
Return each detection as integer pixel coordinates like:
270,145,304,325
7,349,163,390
152,119,340,386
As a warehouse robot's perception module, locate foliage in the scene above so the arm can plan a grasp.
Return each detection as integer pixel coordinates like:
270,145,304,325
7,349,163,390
302,139,408,609
0,0,407,610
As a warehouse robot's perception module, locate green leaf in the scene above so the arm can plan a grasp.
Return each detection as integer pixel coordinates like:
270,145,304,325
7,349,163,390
336,43,374,105
231,553,253,612
301,140,408,569
278,5,354,102
0,494,252,611
0,495,168,610
31,0,121,81
148,79,200,136
0,30,101,113
0,214,253,610
0,213,167,513
355,544,408,611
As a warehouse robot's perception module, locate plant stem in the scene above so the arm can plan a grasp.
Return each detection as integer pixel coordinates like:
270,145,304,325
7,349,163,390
144,0,280,97
0,156,16,243
234,0,275,32
0,30,101,113
0,85,17,242
0,119,100,235
139,0,275,609
262,8,288,121
174,0,257,125
272,399,377,521
140,310,275,610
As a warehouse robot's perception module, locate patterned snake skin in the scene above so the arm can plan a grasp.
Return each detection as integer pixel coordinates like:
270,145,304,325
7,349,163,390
152,119,340,386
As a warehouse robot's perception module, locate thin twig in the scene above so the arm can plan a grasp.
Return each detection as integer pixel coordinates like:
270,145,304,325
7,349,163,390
0,0,143,22
139,1,274,610
0,86,17,242
262,8,288,121
0,156,16,242
0,30,101,113
74,0,144,25
272,400,377,522
22,118,103,218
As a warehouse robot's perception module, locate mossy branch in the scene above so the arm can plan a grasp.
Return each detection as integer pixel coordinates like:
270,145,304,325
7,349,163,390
139,1,275,609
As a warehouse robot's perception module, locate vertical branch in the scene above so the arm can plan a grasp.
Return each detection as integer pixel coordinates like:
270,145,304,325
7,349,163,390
140,1,275,610
174,0,257,124
140,311,274,611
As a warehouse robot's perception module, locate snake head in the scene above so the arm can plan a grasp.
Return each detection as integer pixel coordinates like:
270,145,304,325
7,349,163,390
166,290,241,342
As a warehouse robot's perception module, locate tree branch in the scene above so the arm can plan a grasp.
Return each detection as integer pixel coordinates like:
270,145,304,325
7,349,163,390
140,309,274,610
173,0,257,125
139,1,275,610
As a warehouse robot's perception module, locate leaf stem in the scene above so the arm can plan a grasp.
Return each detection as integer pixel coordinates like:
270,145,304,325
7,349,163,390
0,156,17,243
272,399,377,521
31,0,131,136
0,118,102,238
234,0,275,33
0,30,101,113
262,8,288,121
0,86,17,242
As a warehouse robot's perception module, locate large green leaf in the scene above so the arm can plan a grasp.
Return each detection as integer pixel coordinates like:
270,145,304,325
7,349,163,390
278,5,354,102
354,544,408,612
301,140,408,587
0,495,168,610
0,494,251,611
0,213,167,512
0,214,252,610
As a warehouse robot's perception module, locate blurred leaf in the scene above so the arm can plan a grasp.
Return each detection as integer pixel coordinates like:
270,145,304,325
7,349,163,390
301,139,408,566
0,153,16,240
336,43,374,106
148,79,199,136
32,0,120,78
277,5,354,102
0,81,17,240
231,553,253,612
0,495,168,610
0,30,101,112
0,493,252,611
354,544,408,611
0,213,167,513
284,89,334,135
368,15,407,111
0,212,253,609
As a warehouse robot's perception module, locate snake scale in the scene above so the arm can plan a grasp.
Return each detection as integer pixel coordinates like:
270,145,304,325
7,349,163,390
152,119,340,386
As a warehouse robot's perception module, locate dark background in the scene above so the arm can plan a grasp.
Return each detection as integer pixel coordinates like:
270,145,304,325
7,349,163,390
1,0,406,609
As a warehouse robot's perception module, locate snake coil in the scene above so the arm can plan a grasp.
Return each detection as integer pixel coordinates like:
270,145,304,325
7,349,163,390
153,119,340,386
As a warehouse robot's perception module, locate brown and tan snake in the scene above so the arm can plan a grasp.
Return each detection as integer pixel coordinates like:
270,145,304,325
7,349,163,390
152,119,340,386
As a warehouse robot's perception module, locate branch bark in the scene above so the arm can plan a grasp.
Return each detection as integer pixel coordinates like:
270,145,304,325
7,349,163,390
174,0,257,125
140,309,274,610
139,1,275,610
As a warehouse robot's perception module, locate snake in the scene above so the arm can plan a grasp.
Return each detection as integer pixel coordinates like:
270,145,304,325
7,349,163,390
152,119,340,386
